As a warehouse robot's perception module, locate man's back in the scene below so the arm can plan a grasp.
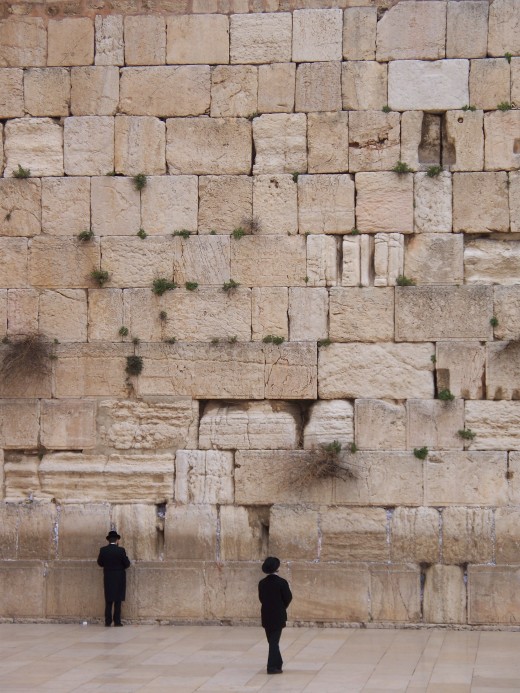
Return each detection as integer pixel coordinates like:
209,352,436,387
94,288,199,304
258,574,292,630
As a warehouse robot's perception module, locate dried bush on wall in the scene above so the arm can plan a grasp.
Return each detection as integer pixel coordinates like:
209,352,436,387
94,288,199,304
0,334,53,383
288,441,358,493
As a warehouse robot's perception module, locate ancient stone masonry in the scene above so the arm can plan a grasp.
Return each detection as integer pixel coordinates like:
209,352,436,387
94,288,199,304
1,0,520,627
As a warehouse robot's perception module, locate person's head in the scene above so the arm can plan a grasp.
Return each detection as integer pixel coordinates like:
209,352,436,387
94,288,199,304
106,530,121,544
262,556,280,574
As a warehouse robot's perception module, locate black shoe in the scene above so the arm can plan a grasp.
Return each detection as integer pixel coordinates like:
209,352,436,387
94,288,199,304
114,623,123,627
105,623,112,627
267,669,283,674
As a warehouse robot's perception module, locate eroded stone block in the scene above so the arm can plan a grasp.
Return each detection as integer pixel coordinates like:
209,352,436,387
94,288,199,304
198,175,252,235
46,562,111,620
0,18,46,68
70,66,118,117
342,62,387,111
253,114,306,175
289,287,328,341
391,507,439,563
91,176,140,236
124,15,165,66
373,233,404,287
39,289,87,343
343,7,376,61
404,234,463,285
64,116,114,176
307,111,349,174
370,565,421,623
0,561,45,618
453,172,509,233
42,177,89,237
376,1,446,61
172,235,230,285
321,507,388,562
29,236,99,288
230,13,292,64
40,399,95,450
306,235,338,287
469,565,520,624
0,179,41,238
465,239,520,285
258,63,295,114
251,287,288,340
0,238,28,289
95,15,124,66
210,65,257,118
303,399,354,450
341,235,372,287
58,504,111,559
48,18,94,67
447,1,489,59
355,399,406,451
219,506,267,560
0,68,24,118
167,15,229,65
253,174,297,235
407,399,464,450
141,175,197,235
295,61,341,113
436,341,486,400
414,172,452,233
484,111,520,171
442,507,493,564
493,286,520,340
269,505,318,560
423,565,466,625
135,562,204,620
469,59,510,111
495,508,520,564
465,401,520,450
400,111,441,171
7,289,37,336
231,235,306,287
388,60,469,111
488,0,520,57
348,111,399,171
487,342,520,401
88,288,123,342
100,237,171,287
264,342,317,400
329,287,394,342
443,110,484,172
0,399,39,449
112,504,158,562
4,118,63,177
356,172,413,233
298,174,355,234
175,450,233,504
164,505,216,560
292,9,342,63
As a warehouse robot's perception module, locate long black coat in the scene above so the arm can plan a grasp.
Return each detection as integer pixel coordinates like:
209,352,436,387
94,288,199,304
258,574,292,631
97,544,131,602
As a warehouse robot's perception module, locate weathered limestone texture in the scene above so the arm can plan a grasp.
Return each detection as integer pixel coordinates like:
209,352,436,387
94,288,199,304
423,565,466,625
373,233,404,287
253,114,306,174
329,288,394,342
446,1,489,59
307,111,349,174
465,402,520,450
48,18,94,67
288,288,328,341
298,174,355,234
167,15,229,65
91,177,140,236
356,173,413,233
0,18,46,68
42,177,89,236
114,116,167,176
303,399,353,449
488,0,520,57
453,172,509,233
469,59,510,111
443,110,484,172
71,66,119,116
404,234,463,285
435,341,486,400
413,173,452,233
211,66,257,118
4,118,63,177
0,179,41,237
342,61,387,112
95,15,124,66
343,7,376,61
295,62,341,113
406,399,464,451
348,111,399,171
464,240,520,285
142,176,198,235
124,16,165,66
230,14,292,65
64,116,114,176
484,111,520,171
376,1,446,61
198,175,252,234
0,68,25,118
253,174,297,235
388,60,469,111
355,399,406,451
292,9,343,63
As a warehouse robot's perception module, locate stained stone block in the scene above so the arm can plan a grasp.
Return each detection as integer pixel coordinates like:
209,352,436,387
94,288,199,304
42,177,89,236
253,174,297,235
141,175,197,235
48,18,94,67
423,565,466,625
391,507,439,563
0,504,18,558
95,15,124,66
355,173,413,233
29,237,99,288
321,507,388,562
435,341,486,400
53,343,128,398
198,175,252,235
495,508,520,564
172,235,230,285
407,399,464,450
511,172,520,233
0,562,45,618
18,502,57,559
493,286,520,340
204,562,262,620
370,565,421,623
230,13,292,64
443,507,493,564
41,399,96,450
258,63,295,114
7,289,38,336
329,287,394,342
46,562,115,620
484,111,520,171
3,453,41,499
453,172,509,233
469,59,510,111
376,1,446,61
0,68,24,118
253,114,306,175
199,401,299,451
400,111,441,172
264,342,317,400
348,111,399,172
0,238,28,289
373,233,404,287
115,116,166,176
513,59,520,110
404,234,463,285
111,504,158,562
219,506,268,561
70,66,118,117
100,237,171,287
319,343,434,400
443,110,484,172
164,505,216,560
175,450,233,504
211,65,257,118
295,61,341,113
167,117,251,175
230,236,307,287
64,116,114,176
288,287,328,341
4,118,63,177
446,1,489,59
343,7,377,61
303,400,354,450
0,399,39,449
167,15,229,65
0,179,41,237
124,16,165,66
298,174,355,234
292,9,342,63
414,172,452,233
251,287,288,340
488,0,520,57
487,342,520,401
395,286,493,341
0,18,46,68
342,235,372,287
355,399,406,451
269,505,319,560
136,562,205,620
87,288,123,341
0,291,6,338
465,239,520,285
306,235,338,287
307,111,349,174
39,289,87,343
469,566,520,625
342,62,387,111
58,504,111,559
91,176,140,236
465,401,520,450
388,60,469,112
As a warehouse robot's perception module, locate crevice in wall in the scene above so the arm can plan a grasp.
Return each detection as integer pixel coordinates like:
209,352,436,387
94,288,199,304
441,112,456,168
156,502,166,561
418,114,441,166
438,507,444,564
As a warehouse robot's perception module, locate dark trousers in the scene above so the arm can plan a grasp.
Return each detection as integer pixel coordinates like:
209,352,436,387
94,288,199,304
105,600,122,625
265,628,283,672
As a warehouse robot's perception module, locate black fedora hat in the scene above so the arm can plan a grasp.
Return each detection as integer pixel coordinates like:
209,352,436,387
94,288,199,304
262,556,280,574
106,530,121,541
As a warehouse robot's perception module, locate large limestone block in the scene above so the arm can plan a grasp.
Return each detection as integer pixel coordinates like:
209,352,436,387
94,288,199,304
292,9,342,63
443,110,484,172
167,117,251,175
219,506,268,561
0,238,28,289
404,234,463,286
342,62,387,111
298,174,355,234
446,1,489,58
264,342,317,400
64,116,114,176
442,507,493,564
24,70,69,121
198,175,252,234
414,172,452,233
373,233,404,287
407,399,464,450
436,341,486,400
88,288,123,342
0,18,46,67
513,58,520,109
230,13,292,64
329,287,394,343
388,60,469,112
167,15,229,65
0,179,41,237
42,177,89,236
343,7,377,61
0,504,18,558
511,171,520,233
141,176,197,235
54,343,129,398
454,173,509,233
29,237,99,288
307,111,349,174
303,399,354,450
4,118,63,177
231,236,306,287
423,565,466,625
0,346,52,401
39,452,175,503
306,235,338,287
124,15,165,66
204,562,262,620
175,450,233,504
258,63,295,114
71,66,119,116
290,564,369,622
252,287,288,341
469,566,520,625
466,401,520,450
424,451,508,505
469,59,510,111
295,61,341,113
400,111,441,172
341,235,373,288
17,502,57,559
48,18,94,66
172,235,230,285
135,562,205,620
91,176,140,236
164,505,216,560
95,15,124,66
253,113,306,175
487,341,520,400
320,507,389,562
111,504,158,562
210,65,257,118
376,1,446,61
484,111,520,171
370,565,421,623
348,111,399,172
395,286,493,341
38,289,87,343
253,174,297,235
269,505,319,560
491,508,520,564
288,287,328,341
465,239,520,285
0,561,45,618
41,399,96,450
199,400,299,451
3,453,42,499
0,68,23,118
355,173,413,234
355,399,406,451
0,399,39,448
488,0,520,57
57,503,111,559
493,286,520,340
390,507,439,563
120,67,210,117
7,289,38,336
319,343,434,400
100,237,171,287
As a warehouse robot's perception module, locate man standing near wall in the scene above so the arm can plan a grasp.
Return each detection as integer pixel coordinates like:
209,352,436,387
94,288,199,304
258,557,292,675
97,530,131,627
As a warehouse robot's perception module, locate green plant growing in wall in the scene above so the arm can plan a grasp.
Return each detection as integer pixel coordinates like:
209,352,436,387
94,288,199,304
185,282,198,291
133,173,147,191
438,388,455,401
382,105,391,113
125,355,143,376
349,442,358,453
172,229,191,238
137,228,147,239
392,160,413,174
292,172,300,183
232,227,246,240
290,441,357,492
223,279,240,292
350,228,360,235
262,335,285,345
164,337,177,344
159,311,168,322
396,275,416,286
90,269,110,287
458,428,476,441
461,105,476,111
497,102,513,111
211,337,220,345
228,335,238,344
78,229,94,241
118,326,129,338
413,447,428,460
317,338,331,347
426,165,442,177
13,164,30,178
0,334,53,384
505,52,512,63
490,316,499,327
152,278,177,295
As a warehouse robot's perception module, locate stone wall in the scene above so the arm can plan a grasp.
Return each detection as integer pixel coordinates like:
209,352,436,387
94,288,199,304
1,0,520,626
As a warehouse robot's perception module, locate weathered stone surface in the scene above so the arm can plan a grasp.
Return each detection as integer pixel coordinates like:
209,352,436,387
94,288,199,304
288,287,327,341
0,345,51,401
442,507,493,564
172,235,230,285
0,179,41,237
210,65,257,118
376,1,446,61
293,9,342,63
0,291,6,338
306,235,338,287
3,454,41,499
388,60,469,112
307,111,349,174
404,234,463,286
414,172,452,233
342,235,371,287
39,289,87,343
465,401,520,450
303,399,354,450
253,114,306,175
46,562,117,620
40,399,96,450
29,237,99,288
258,63,295,114
167,117,251,175
54,344,128,398
0,561,45,618
0,399,39,448
484,111,520,171
88,288,123,342
269,505,318,560
70,66,119,117
231,236,306,287
373,233,404,287
251,287,288,341
175,450,233,504
0,238,28,289
48,18,94,67
511,172,520,233
370,565,421,623
253,174,297,235
100,237,171,287
436,341,486,400
0,68,24,118
64,116,114,176
465,239,520,285
219,506,268,561
204,562,262,620
348,111,399,172
7,289,38,336
58,503,111,559
424,451,508,505
111,504,158,562
164,505,216,560
342,62,387,111
124,15,165,66
488,0,520,57
495,508,520,564
321,507,388,561
423,565,466,625
167,15,229,65
443,110,484,172
135,562,204,620
469,566,520,625
356,172,413,233
407,399,464,450
400,111,441,172
230,13,292,64
395,286,493,341
343,7,376,61
0,504,19,558
391,507,439,563
329,287,394,342
95,15,124,66
487,342,520,401
264,342,317,400
493,287,520,340
319,343,434,400
513,58,520,110
141,176,197,235
198,175,252,235
42,177,89,236
298,174,355,234
355,399,406,451
4,118,63,177
447,1,489,59
0,18,46,68
17,502,56,559
469,58,510,111
295,61,341,113
91,176,140,236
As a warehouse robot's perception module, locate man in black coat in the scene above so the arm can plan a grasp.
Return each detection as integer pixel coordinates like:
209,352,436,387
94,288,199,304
258,556,292,675
97,530,131,627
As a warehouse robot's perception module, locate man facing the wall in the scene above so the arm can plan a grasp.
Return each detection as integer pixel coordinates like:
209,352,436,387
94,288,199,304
97,529,131,627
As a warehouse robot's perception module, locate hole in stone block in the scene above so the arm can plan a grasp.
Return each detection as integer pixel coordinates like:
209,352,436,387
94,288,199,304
418,114,441,165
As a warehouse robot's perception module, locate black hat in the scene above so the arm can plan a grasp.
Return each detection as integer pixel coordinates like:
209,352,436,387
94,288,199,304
106,530,121,541
262,556,280,574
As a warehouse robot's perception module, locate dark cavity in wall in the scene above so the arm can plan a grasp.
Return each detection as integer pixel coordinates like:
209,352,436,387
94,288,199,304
418,114,441,166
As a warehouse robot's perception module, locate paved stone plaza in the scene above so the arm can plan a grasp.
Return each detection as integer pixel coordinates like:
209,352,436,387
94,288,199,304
0,623,519,692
